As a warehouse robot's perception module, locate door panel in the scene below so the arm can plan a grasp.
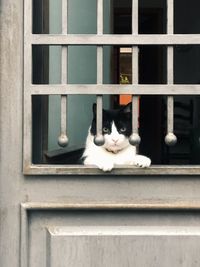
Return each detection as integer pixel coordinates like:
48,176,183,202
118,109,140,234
26,210,200,266
48,226,200,267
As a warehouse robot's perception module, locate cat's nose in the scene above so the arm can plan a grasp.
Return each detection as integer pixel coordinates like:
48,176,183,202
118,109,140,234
112,138,119,144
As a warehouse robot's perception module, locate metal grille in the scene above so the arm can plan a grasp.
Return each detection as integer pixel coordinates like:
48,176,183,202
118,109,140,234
24,0,200,175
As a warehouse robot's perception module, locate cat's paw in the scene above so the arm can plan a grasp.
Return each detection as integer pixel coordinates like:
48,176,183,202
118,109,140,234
132,155,151,168
84,157,114,172
97,161,114,172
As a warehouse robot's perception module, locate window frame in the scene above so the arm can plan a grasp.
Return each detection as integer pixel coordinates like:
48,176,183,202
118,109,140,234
24,0,200,175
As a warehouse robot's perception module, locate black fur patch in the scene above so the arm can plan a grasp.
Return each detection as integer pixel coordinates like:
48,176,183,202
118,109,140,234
90,103,132,137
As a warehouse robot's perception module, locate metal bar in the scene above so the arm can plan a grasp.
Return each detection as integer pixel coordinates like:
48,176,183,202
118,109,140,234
62,0,68,34
58,0,69,147
167,96,174,133
94,0,104,146
58,95,68,147
30,84,200,95
165,0,177,146
97,0,103,35
94,95,104,145
167,47,174,84
132,0,138,34
129,0,140,146
31,34,200,45
167,0,174,34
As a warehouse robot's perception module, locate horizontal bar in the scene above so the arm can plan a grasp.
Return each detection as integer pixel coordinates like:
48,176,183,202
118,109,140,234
24,164,200,176
30,84,200,95
21,201,200,210
31,34,200,45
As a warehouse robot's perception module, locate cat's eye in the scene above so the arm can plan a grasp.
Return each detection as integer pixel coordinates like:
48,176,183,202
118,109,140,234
120,127,126,133
103,127,110,133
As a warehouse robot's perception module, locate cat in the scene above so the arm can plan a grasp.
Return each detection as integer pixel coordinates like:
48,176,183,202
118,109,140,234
82,103,151,171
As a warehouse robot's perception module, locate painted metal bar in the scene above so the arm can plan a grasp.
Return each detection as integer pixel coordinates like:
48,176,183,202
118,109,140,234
94,95,104,145
167,96,174,133
132,0,138,34
30,84,200,96
97,0,103,35
58,0,69,147
31,34,200,45
165,0,177,146
94,0,104,146
130,96,141,145
129,0,140,146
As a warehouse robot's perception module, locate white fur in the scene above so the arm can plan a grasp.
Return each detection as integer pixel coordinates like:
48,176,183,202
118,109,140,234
83,123,151,172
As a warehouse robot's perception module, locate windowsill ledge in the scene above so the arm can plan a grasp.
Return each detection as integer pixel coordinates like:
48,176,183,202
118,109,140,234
23,164,200,176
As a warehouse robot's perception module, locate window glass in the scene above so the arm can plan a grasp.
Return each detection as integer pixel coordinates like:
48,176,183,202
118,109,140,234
174,46,200,84
68,0,97,34
112,0,132,34
32,45,61,84
174,0,200,34
139,46,167,84
68,46,97,84
32,0,62,34
139,0,166,34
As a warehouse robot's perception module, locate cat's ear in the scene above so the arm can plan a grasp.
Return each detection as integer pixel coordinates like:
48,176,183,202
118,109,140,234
93,103,97,115
120,102,132,113
93,103,106,117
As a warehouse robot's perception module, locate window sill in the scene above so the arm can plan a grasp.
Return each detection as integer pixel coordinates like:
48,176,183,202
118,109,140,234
23,164,200,176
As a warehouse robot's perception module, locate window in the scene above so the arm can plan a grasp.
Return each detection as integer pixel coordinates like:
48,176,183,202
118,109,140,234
24,0,200,175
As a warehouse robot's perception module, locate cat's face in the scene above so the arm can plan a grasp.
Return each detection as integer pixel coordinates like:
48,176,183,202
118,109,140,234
91,103,132,152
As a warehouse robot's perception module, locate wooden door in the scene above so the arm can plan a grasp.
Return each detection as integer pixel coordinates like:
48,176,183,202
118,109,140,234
1,0,200,267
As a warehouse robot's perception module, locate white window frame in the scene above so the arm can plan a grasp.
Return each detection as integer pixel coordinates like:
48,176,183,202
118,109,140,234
24,0,200,175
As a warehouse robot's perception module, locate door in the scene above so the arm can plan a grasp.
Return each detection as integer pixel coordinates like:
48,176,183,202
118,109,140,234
2,0,200,266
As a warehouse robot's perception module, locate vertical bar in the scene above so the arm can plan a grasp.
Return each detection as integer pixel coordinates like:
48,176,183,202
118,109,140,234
23,0,33,169
97,0,103,35
165,0,177,146
94,0,104,145
129,0,141,146
131,48,140,137
132,0,138,34
167,96,174,133
167,0,174,34
58,0,69,147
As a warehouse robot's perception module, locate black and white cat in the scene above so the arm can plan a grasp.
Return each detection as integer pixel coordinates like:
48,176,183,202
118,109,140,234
83,103,151,171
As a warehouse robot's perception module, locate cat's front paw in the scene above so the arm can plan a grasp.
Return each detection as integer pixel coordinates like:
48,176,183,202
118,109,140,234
84,157,114,172
133,155,151,168
97,161,114,172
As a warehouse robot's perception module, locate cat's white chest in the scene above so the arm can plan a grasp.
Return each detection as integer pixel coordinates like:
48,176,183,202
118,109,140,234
83,131,151,171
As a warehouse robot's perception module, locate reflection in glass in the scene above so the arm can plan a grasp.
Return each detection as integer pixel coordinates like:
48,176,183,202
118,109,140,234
174,46,200,84
174,0,200,34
